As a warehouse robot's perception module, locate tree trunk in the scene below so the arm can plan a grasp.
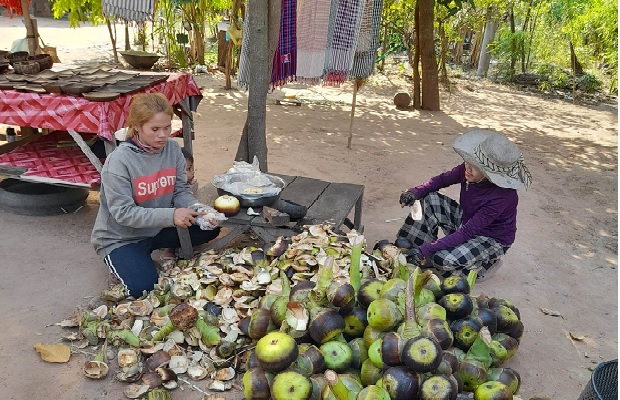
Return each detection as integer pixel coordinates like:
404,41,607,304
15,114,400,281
419,0,440,111
224,40,233,89
412,2,421,109
21,0,38,55
438,19,450,89
106,19,119,64
235,0,281,172
380,25,388,71
508,4,516,81
520,0,534,73
125,23,130,50
469,23,483,68
477,19,498,77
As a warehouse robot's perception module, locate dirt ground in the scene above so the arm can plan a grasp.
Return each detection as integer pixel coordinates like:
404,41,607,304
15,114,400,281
0,16,618,400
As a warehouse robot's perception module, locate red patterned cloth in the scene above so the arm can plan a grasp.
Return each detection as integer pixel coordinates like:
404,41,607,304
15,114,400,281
0,73,201,141
0,0,29,17
0,131,102,187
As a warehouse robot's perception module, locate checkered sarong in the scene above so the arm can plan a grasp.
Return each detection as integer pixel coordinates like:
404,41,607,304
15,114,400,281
271,0,298,88
349,0,383,79
396,192,508,273
323,0,367,85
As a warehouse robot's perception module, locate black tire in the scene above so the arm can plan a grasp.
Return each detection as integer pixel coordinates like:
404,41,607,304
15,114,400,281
274,199,308,221
0,178,89,216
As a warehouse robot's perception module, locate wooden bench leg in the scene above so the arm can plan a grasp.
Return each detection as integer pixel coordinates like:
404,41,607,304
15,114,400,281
176,226,194,259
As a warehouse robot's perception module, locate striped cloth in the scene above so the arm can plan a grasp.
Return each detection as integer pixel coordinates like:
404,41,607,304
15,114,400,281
271,0,298,88
349,0,383,79
237,12,251,90
323,0,367,85
296,0,332,83
102,0,155,22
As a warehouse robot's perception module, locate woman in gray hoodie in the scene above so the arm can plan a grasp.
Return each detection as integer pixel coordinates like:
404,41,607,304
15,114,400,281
91,93,220,297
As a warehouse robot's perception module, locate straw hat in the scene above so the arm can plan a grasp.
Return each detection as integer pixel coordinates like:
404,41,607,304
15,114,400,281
453,129,532,190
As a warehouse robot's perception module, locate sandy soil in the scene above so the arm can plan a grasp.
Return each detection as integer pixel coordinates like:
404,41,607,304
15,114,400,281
0,16,618,400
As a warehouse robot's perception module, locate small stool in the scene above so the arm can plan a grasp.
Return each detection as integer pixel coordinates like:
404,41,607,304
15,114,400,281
176,227,194,259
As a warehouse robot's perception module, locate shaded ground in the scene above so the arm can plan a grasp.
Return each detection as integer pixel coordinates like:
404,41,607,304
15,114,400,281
0,16,618,400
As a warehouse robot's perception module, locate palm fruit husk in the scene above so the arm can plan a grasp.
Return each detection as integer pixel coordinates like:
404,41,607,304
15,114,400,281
347,338,368,370
362,326,387,349
366,298,403,332
248,308,276,340
360,358,383,386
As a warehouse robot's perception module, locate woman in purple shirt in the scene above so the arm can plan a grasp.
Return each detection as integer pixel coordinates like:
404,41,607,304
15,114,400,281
397,129,532,280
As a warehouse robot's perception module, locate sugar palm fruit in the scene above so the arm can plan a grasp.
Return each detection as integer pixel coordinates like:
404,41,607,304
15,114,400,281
473,307,498,335
309,309,345,344
309,374,326,400
367,298,403,331
243,368,271,400
450,317,483,351
401,336,443,373
357,279,384,309
422,318,454,350
419,374,458,400
342,307,368,339
271,370,312,400
270,297,289,328
424,274,443,298
487,367,521,394
367,338,384,369
492,305,520,333
347,338,368,370
506,320,524,342
380,366,421,400
327,280,356,308
381,332,405,366
356,385,391,400
363,325,387,349
458,359,488,392
379,278,406,302
473,380,513,400
436,350,459,375
320,341,353,372
441,275,470,295
490,333,519,366
301,344,326,375
290,281,316,303
360,358,383,386
438,293,474,321
255,331,298,372
248,308,276,340
417,302,447,324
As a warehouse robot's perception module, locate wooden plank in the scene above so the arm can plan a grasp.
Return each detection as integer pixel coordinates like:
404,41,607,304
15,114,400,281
277,176,330,208
304,182,364,228
176,227,193,259
203,225,250,250
251,226,297,243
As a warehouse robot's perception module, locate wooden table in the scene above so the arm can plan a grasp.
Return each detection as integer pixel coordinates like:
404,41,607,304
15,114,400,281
204,174,364,250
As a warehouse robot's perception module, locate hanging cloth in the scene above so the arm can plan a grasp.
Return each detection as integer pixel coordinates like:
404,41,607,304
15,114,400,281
295,0,332,84
237,11,251,90
323,0,367,86
102,0,155,22
271,0,298,88
349,0,383,79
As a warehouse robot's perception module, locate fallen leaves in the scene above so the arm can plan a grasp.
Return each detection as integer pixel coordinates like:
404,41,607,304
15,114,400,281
34,342,71,363
539,307,563,318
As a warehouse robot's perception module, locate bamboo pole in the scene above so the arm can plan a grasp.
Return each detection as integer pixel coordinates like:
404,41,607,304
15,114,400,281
20,0,38,55
347,80,360,150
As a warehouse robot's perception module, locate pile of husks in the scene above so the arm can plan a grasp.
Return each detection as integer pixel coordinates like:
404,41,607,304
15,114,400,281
56,225,523,399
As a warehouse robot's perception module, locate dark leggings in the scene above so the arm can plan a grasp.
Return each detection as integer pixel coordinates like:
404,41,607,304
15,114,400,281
104,226,220,297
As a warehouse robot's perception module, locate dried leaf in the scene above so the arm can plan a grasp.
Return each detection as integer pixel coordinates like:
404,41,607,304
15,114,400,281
55,318,79,327
540,307,563,318
569,332,586,341
34,342,71,363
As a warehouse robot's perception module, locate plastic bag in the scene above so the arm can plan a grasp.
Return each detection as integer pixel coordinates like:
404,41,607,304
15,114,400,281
227,156,260,173
410,200,423,221
191,204,227,230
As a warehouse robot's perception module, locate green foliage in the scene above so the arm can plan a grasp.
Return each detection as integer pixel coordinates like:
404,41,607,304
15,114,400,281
51,0,105,27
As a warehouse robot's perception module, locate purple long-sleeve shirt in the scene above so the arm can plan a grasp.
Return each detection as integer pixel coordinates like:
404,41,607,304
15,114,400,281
409,163,518,258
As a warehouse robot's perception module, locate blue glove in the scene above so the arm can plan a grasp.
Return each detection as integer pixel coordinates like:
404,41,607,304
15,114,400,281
399,191,416,207
406,247,425,266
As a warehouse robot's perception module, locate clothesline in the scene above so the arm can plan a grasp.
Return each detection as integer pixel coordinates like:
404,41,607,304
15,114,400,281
238,0,384,90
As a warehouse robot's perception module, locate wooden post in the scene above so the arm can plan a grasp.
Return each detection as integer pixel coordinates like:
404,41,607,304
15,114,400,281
347,80,360,150
20,0,39,55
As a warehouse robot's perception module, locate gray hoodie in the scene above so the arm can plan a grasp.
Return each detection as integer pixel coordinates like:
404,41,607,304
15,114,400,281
91,139,197,256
